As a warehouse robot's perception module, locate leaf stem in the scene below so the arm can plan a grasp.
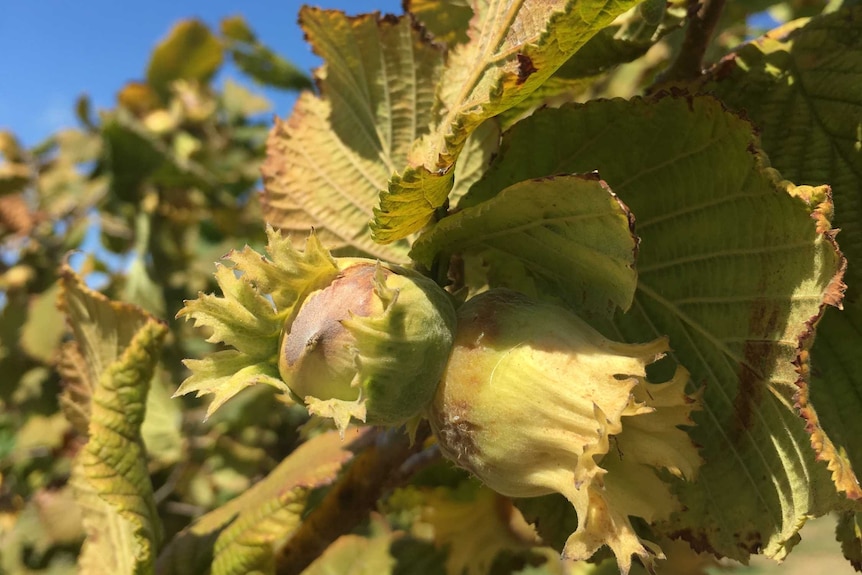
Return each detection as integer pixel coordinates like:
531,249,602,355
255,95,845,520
274,425,431,574
663,0,727,82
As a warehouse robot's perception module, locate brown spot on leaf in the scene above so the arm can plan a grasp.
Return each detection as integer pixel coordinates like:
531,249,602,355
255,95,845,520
731,295,781,440
516,54,537,84
667,528,720,556
736,531,764,554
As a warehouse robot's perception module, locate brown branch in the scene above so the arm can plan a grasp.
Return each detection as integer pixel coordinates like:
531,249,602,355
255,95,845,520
663,0,727,82
274,424,432,575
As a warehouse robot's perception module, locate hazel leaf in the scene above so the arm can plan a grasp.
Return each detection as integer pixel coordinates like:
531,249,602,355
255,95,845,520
412,482,539,575
371,0,643,243
411,173,638,318
407,0,472,47
261,8,443,262
58,264,168,574
460,95,845,562
146,19,223,98
704,5,862,501
301,519,398,575
837,510,862,572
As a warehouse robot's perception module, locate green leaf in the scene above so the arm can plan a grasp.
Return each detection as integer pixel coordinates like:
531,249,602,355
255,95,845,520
462,95,845,561
0,164,30,196
449,119,501,208
102,109,213,203
837,511,862,571
395,482,539,575
514,494,580,558
222,79,272,118
155,429,361,575
582,2,680,72
140,369,183,470
19,282,65,363
182,265,284,359
412,174,638,318
176,228,338,418
370,0,643,243
797,305,862,500
59,264,168,574
147,19,223,98
58,340,91,434
704,6,862,500
262,8,443,262
221,16,313,92
0,131,29,196
301,525,398,575
407,0,473,46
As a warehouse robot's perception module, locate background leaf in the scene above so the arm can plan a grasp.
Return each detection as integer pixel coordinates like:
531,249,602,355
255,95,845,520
462,95,845,561
155,428,362,575
837,510,862,571
412,173,638,318
409,482,538,575
146,20,223,99
221,15,313,91
705,5,862,501
300,520,398,575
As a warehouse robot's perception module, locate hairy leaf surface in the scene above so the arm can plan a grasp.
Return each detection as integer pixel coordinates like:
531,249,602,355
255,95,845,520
706,6,862,501
463,95,845,561
59,265,168,574
412,173,638,317
261,8,443,262
371,0,643,243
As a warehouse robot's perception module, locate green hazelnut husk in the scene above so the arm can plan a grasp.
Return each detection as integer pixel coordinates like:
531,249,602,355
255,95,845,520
428,289,701,574
279,259,457,433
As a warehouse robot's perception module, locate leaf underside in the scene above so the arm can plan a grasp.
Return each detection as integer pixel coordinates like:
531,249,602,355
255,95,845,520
261,8,443,263
59,265,168,574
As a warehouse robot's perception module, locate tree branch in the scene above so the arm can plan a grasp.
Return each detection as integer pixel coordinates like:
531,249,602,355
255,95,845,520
274,425,432,575
663,0,727,82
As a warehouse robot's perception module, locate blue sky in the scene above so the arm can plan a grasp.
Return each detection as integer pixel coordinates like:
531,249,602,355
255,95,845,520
0,1,401,147
0,3,787,148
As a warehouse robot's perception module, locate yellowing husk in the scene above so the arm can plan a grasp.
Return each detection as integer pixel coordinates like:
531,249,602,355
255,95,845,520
428,289,701,574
